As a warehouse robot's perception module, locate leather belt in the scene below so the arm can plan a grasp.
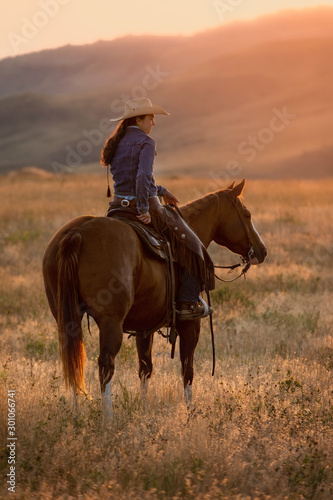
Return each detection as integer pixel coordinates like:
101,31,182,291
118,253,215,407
111,195,161,209
112,196,137,207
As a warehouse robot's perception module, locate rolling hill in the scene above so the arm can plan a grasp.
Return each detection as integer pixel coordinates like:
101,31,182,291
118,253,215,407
0,6,332,178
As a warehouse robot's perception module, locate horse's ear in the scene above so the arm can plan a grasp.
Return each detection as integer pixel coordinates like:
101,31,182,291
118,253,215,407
226,181,235,190
231,179,246,198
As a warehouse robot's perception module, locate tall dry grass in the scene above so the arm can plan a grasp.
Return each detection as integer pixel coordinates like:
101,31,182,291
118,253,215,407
0,173,332,499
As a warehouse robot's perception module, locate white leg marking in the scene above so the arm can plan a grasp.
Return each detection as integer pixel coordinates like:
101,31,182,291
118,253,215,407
184,384,193,405
103,381,113,421
141,378,149,399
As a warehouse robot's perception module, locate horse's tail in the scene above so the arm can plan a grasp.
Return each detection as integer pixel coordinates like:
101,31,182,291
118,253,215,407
56,230,86,393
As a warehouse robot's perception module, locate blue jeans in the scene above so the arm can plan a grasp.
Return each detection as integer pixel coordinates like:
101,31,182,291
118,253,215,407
176,269,201,303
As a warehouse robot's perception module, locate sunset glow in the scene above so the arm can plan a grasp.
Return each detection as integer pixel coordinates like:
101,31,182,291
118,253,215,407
1,0,333,497
3,0,333,59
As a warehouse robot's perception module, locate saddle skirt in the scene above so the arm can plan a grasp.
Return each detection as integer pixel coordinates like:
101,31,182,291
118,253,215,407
106,207,169,261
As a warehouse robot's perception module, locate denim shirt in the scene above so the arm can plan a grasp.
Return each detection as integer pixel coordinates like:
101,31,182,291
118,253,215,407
110,127,166,214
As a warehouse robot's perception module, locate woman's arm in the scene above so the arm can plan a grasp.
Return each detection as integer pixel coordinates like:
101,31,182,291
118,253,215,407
136,141,155,215
136,140,179,224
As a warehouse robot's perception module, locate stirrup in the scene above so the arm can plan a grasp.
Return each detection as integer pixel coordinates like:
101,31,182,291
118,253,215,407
176,300,213,321
198,295,210,316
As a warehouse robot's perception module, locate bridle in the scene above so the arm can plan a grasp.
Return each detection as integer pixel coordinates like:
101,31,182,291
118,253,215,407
214,192,255,283
170,194,255,283
207,192,255,375
169,194,255,377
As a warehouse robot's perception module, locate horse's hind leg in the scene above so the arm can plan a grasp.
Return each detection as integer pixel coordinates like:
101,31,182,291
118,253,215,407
177,319,201,404
136,334,154,396
98,318,123,420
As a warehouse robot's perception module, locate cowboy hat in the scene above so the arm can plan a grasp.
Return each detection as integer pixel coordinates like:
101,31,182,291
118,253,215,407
110,97,170,122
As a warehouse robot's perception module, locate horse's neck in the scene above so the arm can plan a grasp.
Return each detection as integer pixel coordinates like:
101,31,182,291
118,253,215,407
181,192,225,247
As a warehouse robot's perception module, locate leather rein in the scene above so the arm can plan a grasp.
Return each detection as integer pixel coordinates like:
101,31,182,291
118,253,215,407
169,195,254,377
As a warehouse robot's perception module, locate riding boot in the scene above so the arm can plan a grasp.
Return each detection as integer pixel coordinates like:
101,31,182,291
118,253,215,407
176,269,213,320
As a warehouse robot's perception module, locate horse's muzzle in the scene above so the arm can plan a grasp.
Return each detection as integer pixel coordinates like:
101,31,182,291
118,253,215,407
249,245,268,265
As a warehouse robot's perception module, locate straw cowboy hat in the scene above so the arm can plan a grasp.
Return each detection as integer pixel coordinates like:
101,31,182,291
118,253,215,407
110,97,170,122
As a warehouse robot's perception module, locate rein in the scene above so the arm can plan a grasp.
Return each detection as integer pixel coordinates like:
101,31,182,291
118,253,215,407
168,194,254,377
214,261,252,283
169,202,219,375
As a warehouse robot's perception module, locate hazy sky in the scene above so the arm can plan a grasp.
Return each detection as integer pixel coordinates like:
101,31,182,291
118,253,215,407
2,0,333,60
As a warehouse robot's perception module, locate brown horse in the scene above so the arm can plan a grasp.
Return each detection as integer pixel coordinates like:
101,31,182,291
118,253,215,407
42,179,267,416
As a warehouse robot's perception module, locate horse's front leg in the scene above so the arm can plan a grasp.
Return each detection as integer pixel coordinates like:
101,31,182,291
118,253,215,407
136,333,154,397
177,319,201,405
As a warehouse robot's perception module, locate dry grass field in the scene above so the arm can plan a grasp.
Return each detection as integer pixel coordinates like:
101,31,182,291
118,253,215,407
0,172,332,499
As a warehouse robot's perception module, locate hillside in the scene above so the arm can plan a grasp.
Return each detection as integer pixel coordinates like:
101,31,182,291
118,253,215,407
0,6,332,178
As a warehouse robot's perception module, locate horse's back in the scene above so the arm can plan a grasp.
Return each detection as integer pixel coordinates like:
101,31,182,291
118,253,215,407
43,215,143,282
43,215,141,264
42,215,163,324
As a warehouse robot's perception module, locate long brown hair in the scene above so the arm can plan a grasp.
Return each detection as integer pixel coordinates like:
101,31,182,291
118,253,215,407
100,115,145,166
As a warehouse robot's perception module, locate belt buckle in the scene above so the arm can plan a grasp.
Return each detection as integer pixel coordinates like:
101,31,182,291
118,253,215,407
120,199,130,207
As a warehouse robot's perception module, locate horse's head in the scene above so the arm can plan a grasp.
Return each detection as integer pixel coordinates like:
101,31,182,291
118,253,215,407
214,179,267,265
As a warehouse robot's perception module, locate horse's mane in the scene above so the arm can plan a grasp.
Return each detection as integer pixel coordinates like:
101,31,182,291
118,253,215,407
179,187,247,226
180,190,227,218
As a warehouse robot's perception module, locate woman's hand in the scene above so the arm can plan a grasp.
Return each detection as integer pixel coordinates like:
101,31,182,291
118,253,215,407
163,189,179,205
137,211,151,224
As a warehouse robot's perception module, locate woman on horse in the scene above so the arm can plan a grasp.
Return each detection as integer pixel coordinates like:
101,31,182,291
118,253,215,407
100,97,214,320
